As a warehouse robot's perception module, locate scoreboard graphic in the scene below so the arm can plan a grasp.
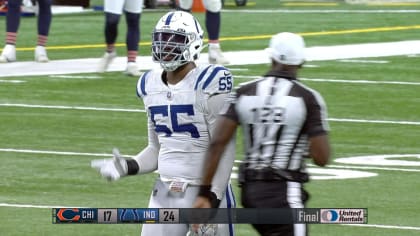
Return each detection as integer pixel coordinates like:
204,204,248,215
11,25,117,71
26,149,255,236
53,208,179,224
53,208,367,224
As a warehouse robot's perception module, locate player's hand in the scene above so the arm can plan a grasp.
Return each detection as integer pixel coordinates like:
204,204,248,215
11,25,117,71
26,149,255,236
193,196,212,209
91,148,128,181
187,224,218,236
190,196,213,233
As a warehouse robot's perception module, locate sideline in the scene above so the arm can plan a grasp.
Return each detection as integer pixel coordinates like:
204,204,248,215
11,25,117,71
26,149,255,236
0,40,420,77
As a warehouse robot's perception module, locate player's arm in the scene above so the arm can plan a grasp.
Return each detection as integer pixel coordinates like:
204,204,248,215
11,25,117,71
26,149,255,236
131,117,159,173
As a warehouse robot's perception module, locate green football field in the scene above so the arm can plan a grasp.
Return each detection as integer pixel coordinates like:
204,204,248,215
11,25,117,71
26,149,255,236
1,0,419,235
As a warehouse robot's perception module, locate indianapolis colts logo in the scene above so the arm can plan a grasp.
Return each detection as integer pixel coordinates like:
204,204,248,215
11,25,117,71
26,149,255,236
119,209,140,222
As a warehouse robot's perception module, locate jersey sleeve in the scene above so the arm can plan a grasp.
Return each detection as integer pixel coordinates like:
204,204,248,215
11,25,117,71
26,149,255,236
221,90,240,124
305,90,330,137
194,65,234,97
133,117,159,174
222,81,257,124
136,70,152,98
133,70,160,174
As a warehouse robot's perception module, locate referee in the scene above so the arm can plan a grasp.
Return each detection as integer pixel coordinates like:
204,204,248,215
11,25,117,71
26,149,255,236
193,32,331,236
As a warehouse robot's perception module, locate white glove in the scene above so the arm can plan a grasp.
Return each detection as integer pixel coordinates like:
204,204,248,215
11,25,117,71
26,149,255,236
187,224,218,236
91,148,128,181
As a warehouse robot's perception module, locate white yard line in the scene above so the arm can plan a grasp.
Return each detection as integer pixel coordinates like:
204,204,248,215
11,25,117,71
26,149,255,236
306,163,420,172
301,78,420,85
2,148,419,173
0,103,145,113
0,148,134,158
1,148,419,232
49,75,103,79
1,103,418,125
0,79,25,83
328,118,420,125
234,75,420,86
341,223,420,231
338,59,389,63
0,203,85,209
222,9,420,13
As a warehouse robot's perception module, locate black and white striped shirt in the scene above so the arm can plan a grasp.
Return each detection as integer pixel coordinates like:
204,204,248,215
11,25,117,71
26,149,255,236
223,71,329,173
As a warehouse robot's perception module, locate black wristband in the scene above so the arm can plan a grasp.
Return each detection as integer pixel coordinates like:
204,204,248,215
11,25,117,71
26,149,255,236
198,185,212,198
198,185,221,208
126,159,139,175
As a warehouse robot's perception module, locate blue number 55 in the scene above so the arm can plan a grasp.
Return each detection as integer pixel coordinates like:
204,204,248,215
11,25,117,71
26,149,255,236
149,104,200,138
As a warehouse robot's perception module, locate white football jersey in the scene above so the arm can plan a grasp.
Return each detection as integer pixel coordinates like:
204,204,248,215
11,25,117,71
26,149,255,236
136,64,233,180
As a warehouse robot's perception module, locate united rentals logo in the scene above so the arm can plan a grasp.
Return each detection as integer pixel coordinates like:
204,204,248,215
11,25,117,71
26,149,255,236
320,209,367,224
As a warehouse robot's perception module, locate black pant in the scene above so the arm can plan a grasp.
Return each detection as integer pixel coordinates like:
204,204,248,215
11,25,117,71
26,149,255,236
241,180,309,236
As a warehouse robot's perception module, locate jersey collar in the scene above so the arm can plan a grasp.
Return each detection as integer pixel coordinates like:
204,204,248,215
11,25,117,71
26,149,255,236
264,70,297,80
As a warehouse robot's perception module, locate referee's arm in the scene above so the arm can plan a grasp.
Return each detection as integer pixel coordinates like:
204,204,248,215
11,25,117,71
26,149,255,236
309,134,330,167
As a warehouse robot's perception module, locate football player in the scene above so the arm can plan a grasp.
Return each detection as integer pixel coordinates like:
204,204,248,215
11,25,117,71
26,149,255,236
91,11,236,236
97,0,143,76
178,0,229,65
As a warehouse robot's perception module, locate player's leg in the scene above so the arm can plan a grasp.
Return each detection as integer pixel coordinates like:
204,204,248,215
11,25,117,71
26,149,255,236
203,0,229,64
178,0,193,11
286,182,308,236
34,0,52,62
212,183,235,236
123,0,143,76
97,0,124,72
141,179,191,236
142,179,235,235
0,0,22,62
241,180,300,236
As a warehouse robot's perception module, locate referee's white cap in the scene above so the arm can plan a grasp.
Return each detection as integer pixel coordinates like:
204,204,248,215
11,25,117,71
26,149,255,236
265,32,305,65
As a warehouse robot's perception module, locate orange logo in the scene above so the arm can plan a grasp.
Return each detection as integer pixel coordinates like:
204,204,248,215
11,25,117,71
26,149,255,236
57,208,81,221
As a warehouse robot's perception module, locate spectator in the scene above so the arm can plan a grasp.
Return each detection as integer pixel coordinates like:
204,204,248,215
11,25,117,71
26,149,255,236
0,0,52,63
97,0,142,76
178,0,229,64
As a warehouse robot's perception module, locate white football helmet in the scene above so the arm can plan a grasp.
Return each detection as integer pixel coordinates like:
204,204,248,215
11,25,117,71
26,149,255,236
152,11,204,71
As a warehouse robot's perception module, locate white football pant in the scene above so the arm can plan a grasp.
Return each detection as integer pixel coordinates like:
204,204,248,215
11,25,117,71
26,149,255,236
141,178,236,236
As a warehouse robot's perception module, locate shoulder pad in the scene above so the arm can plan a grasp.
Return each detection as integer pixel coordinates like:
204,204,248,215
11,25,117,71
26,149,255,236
193,65,233,95
136,71,149,98
136,70,161,98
